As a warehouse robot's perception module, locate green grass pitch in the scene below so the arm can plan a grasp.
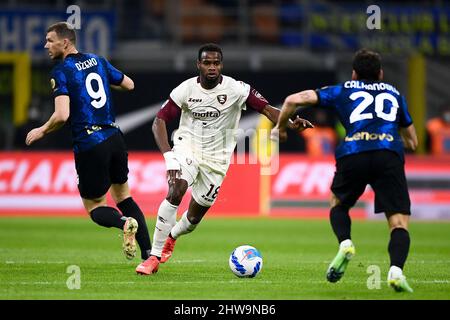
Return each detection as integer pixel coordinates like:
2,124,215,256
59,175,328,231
0,217,449,300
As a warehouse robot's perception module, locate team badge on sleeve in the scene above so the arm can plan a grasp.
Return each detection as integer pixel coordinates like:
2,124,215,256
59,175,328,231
217,94,227,104
251,88,268,103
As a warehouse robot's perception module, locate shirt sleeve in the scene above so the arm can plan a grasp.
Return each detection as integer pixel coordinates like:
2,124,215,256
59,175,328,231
169,80,189,108
50,67,69,98
315,85,342,108
398,95,413,127
156,98,182,122
246,86,269,113
102,57,124,85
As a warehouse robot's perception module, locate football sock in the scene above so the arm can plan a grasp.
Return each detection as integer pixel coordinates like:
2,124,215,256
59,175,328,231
388,265,403,279
339,239,354,250
150,199,178,257
117,197,152,260
170,211,197,239
90,206,125,229
388,228,410,269
330,204,352,243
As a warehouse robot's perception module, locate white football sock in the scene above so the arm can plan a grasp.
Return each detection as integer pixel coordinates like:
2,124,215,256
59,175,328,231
170,211,197,239
150,199,177,257
388,265,403,280
339,239,354,250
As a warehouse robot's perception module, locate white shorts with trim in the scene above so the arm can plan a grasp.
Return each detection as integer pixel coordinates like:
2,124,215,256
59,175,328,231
173,147,225,207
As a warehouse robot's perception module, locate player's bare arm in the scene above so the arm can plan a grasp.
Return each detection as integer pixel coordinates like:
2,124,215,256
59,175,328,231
111,74,134,91
400,124,418,151
152,117,172,154
279,89,318,128
261,105,313,132
272,90,318,142
25,95,70,145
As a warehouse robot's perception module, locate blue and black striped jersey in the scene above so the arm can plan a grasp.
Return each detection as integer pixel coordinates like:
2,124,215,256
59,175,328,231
50,52,124,153
316,80,413,160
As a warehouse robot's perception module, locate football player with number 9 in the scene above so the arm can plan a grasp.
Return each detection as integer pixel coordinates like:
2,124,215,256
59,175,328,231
25,22,152,265
272,49,418,293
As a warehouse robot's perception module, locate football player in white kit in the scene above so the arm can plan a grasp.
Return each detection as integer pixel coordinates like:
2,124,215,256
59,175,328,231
136,44,313,275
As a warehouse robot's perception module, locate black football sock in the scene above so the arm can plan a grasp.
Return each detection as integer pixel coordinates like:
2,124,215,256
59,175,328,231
90,206,125,229
388,228,410,269
118,197,152,260
330,204,352,243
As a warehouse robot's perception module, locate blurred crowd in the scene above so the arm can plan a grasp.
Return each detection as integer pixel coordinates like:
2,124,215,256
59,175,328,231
426,102,450,155
1,0,450,155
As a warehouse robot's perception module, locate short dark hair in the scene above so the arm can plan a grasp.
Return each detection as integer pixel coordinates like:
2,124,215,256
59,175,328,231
352,49,381,81
198,43,223,61
47,22,76,45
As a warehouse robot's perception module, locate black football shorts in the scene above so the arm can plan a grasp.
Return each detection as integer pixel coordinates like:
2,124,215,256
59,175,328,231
74,132,129,199
331,149,411,215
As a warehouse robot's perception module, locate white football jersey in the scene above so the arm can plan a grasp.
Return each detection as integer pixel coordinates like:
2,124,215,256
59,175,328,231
169,75,251,175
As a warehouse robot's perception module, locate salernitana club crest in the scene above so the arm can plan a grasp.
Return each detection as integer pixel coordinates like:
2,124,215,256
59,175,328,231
217,94,227,104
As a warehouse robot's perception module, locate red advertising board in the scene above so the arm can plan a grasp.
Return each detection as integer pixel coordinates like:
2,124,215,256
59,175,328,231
270,155,450,219
0,152,260,216
1,152,449,219
269,155,360,218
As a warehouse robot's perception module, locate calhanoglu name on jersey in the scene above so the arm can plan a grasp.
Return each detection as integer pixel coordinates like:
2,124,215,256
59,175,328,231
344,81,400,95
345,131,394,142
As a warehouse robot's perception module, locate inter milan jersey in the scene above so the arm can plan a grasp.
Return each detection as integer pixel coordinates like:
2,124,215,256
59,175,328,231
316,80,413,160
50,52,124,153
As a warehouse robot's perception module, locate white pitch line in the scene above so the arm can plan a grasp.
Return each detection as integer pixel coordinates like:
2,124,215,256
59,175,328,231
3,259,450,266
3,279,449,286
2,259,208,265
171,259,206,263
4,261,67,264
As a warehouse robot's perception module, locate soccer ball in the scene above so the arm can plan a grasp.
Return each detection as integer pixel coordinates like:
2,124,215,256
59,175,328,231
229,245,263,278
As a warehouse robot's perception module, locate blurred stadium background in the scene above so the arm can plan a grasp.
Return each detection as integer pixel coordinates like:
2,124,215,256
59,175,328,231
1,0,449,219
1,0,450,302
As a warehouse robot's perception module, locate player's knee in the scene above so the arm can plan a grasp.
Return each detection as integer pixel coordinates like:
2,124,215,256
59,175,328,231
113,192,130,204
166,185,187,205
330,193,341,208
387,213,409,231
331,203,350,212
111,189,130,204
82,196,106,213
389,220,408,231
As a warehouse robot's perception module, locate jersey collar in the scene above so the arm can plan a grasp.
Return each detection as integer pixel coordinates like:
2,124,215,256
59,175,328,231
197,75,223,91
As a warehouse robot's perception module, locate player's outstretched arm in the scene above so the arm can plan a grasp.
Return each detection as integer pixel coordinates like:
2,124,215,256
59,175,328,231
111,74,134,91
25,95,70,146
262,105,313,131
271,90,318,142
260,105,285,124
400,124,418,151
279,89,318,127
